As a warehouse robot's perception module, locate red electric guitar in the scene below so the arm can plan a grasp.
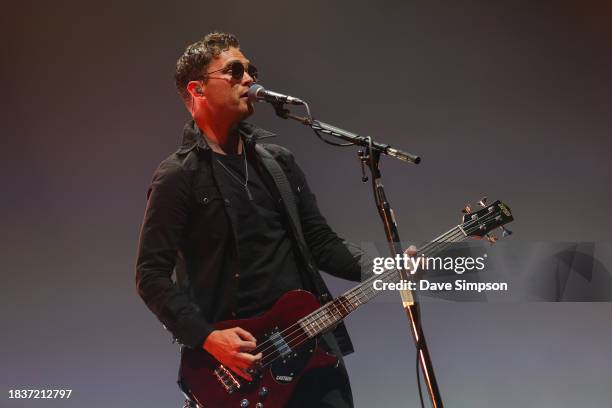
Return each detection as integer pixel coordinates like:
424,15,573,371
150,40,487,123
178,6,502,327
180,200,514,407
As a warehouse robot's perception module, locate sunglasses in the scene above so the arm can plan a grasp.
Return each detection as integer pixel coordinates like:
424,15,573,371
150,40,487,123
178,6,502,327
205,61,258,82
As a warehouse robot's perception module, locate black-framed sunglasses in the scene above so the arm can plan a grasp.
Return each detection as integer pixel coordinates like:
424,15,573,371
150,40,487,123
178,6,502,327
205,61,258,82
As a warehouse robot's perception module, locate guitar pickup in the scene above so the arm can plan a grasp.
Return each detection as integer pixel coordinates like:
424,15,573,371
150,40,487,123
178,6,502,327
268,331,291,358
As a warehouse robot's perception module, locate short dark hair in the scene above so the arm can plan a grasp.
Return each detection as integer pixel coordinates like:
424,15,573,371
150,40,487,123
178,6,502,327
174,32,240,101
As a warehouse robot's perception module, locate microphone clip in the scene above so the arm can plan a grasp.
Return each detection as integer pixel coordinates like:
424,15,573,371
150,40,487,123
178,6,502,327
271,101,290,119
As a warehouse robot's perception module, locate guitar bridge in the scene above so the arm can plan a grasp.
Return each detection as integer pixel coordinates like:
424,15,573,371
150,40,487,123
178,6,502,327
214,365,240,394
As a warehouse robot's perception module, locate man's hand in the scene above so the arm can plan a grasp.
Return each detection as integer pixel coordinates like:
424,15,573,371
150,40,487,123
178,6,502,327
405,245,419,274
202,327,262,381
405,245,417,257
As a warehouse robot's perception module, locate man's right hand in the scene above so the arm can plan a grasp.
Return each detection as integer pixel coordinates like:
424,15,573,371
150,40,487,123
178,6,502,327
202,327,262,381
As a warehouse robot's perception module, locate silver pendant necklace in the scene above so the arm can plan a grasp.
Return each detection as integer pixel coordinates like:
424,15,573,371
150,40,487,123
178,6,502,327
216,152,253,201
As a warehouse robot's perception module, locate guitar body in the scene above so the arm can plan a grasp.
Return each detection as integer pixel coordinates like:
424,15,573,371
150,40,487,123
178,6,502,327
179,290,339,408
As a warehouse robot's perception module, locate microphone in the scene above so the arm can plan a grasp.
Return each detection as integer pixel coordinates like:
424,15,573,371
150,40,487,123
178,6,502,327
248,84,304,105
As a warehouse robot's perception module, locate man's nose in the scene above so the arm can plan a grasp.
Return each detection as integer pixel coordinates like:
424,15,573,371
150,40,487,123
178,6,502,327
242,71,255,86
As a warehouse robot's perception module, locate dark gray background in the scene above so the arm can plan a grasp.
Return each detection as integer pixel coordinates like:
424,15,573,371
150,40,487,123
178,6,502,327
2,0,612,407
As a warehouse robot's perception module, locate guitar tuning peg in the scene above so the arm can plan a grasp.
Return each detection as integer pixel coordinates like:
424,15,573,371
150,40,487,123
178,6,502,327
500,226,512,237
485,234,498,245
477,196,488,207
357,150,369,182
462,204,472,214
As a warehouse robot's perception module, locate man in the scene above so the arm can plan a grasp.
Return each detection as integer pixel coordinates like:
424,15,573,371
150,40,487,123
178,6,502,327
135,32,370,407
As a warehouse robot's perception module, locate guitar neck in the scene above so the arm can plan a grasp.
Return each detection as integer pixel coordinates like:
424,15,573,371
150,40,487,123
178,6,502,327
299,224,467,338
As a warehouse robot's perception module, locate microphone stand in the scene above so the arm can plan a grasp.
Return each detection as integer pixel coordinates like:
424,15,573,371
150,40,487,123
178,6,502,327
271,102,444,407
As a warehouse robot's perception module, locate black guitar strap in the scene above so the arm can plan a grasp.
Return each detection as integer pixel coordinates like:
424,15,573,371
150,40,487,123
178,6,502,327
254,144,307,250
255,144,355,356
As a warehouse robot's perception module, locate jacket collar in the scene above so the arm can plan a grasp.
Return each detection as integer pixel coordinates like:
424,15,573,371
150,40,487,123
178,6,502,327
177,120,276,155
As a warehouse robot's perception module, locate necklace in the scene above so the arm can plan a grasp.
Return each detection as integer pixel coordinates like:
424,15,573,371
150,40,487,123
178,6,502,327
216,153,253,201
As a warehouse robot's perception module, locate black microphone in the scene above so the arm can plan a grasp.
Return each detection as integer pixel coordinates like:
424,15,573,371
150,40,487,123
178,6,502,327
248,84,304,105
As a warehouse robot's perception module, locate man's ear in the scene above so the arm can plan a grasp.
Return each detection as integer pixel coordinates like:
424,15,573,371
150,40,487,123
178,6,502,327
187,81,205,98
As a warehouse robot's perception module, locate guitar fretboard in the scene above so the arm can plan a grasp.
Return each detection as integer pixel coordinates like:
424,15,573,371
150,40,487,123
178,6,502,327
299,225,467,338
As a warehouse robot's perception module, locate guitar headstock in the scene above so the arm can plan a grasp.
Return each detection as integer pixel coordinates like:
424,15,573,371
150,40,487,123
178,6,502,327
460,198,514,244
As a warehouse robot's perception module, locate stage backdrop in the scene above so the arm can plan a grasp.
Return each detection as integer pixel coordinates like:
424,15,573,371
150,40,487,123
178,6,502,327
2,0,612,407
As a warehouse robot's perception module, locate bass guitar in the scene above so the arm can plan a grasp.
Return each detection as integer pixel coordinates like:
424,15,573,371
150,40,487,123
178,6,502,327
180,199,514,407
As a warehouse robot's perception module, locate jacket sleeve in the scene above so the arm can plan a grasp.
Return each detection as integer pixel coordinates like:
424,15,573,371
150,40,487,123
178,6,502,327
135,160,214,348
281,150,373,282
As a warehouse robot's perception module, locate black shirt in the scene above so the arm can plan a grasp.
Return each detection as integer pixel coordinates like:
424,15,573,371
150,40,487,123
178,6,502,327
213,151,303,318
136,121,368,354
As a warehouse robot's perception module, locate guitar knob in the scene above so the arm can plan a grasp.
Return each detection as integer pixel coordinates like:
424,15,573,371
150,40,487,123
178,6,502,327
255,403,264,408
259,387,269,397
478,196,488,207
462,204,472,214
240,399,249,407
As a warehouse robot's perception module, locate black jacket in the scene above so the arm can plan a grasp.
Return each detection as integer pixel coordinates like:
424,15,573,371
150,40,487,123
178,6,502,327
135,120,369,355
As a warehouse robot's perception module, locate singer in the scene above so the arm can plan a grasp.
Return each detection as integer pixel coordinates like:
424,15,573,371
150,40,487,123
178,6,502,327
135,32,370,407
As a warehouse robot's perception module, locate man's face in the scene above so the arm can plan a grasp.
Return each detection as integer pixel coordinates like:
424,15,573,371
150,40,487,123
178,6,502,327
200,47,255,121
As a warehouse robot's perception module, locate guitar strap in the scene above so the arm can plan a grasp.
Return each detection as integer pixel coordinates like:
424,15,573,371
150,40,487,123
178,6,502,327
254,144,306,244
254,144,357,356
